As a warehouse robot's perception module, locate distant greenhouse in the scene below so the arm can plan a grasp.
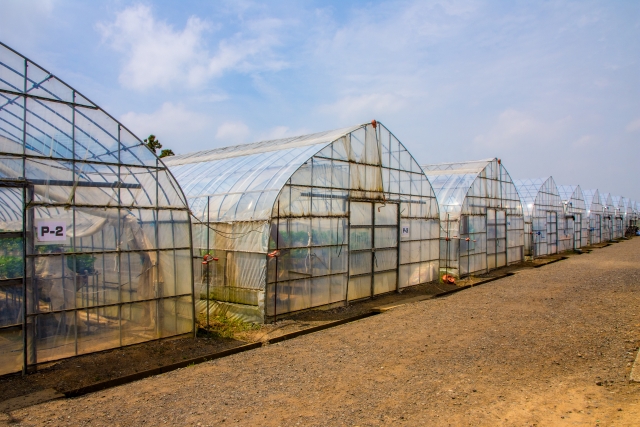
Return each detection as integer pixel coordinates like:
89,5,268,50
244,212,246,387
0,43,193,376
557,185,588,250
513,177,565,257
165,121,441,323
610,196,625,239
582,189,603,245
421,158,524,278
599,192,614,242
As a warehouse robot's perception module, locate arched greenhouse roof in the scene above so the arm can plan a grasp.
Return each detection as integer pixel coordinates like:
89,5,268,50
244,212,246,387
165,122,430,224
582,189,602,214
0,42,188,212
599,192,613,212
421,158,521,221
513,177,561,222
557,185,586,212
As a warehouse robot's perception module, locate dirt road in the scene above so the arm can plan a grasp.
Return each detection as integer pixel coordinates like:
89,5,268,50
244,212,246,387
3,240,640,426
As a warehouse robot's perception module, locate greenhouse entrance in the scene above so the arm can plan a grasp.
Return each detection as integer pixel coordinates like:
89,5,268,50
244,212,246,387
486,208,507,270
347,202,399,300
572,214,581,250
547,211,558,254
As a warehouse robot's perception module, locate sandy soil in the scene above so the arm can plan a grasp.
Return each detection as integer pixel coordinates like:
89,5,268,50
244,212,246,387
2,239,639,426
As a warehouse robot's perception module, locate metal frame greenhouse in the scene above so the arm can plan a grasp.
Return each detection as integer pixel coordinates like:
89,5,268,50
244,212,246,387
513,177,565,257
421,158,524,278
0,43,193,376
165,121,440,323
621,198,633,235
582,189,603,245
599,192,614,242
557,185,588,250
610,196,625,239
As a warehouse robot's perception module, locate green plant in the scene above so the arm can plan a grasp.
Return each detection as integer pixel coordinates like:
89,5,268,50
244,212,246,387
144,135,174,159
66,254,97,274
0,255,22,278
198,314,260,339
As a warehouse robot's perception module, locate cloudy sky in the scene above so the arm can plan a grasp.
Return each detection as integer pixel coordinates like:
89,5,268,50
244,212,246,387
1,0,639,200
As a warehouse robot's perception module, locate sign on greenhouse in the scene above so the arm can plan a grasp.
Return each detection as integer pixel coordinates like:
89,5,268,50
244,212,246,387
35,220,67,243
401,226,410,236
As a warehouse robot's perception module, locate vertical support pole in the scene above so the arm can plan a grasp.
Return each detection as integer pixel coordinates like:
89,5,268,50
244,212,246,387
23,186,35,374
273,199,280,322
370,203,375,298
206,196,210,329
155,157,160,338
21,57,29,375
71,90,78,356
395,202,400,293
345,196,351,307
117,125,122,346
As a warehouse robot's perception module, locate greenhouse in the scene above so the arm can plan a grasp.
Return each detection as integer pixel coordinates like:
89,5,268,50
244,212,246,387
582,189,603,245
0,43,193,376
421,158,524,278
622,198,633,234
165,121,441,323
557,185,588,250
513,177,566,257
599,192,614,241
610,196,625,239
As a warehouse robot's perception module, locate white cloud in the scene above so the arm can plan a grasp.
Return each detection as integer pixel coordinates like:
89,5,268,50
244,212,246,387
119,102,213,154
473,109,572,150
318,93,409,122
572,134,597,148
97,4,286,91
256,126,312,141
215,121,251,144
626,118,640,133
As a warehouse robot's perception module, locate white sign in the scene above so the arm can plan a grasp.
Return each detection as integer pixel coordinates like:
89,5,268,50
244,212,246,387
35,221,67,243
401,226,410,236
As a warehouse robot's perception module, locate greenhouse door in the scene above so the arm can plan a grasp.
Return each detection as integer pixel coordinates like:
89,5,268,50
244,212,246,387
347,202,398,300
573,214,581,250
546,211,558,254
0,184,27,375
486,209,507,270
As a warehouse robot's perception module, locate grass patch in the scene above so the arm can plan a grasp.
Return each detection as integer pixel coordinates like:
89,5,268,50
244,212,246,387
197,314,260,339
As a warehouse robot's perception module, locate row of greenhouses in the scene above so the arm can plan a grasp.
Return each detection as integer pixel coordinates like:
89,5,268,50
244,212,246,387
1,42,637,375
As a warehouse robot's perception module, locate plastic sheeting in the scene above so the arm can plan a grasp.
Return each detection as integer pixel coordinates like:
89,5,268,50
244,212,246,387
169,122,440,322
582,189,604,245
610,196,626,239
598,192,614,242
422,158,524,277
557,185,589,250
513,177,564,258
0,42,193,376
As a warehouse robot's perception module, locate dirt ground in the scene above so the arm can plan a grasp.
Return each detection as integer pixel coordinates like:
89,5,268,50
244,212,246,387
2,239,640,426
0,278,461,402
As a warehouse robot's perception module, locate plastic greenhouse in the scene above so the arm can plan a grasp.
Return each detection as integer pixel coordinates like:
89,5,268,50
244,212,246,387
513,177,566,257
420,158,524,278
621,198,633,234
166,121,440,323
599,192,614,241
630,201,638,229
582,189,603,245
0,43,193,376
557,185,588,250
610,196,625,239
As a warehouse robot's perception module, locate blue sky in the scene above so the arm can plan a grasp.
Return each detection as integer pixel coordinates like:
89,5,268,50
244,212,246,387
1,0,639,200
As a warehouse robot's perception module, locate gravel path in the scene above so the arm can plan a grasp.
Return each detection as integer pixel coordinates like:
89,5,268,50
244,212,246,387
3,239,640,426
